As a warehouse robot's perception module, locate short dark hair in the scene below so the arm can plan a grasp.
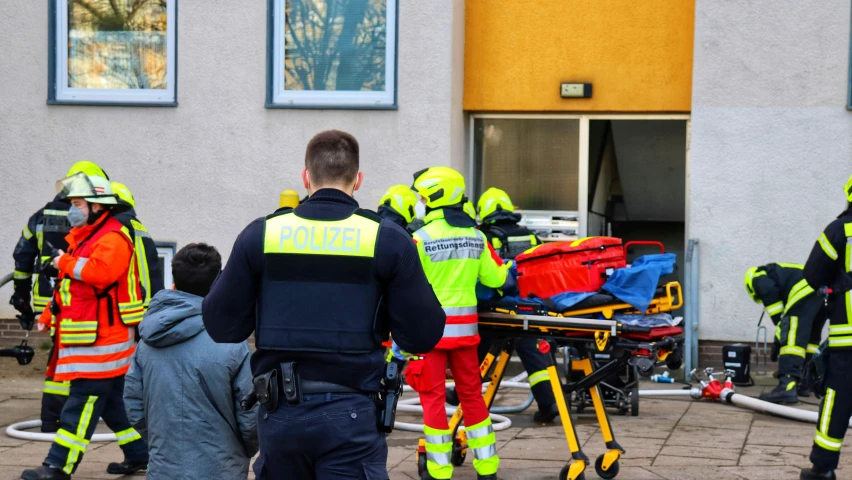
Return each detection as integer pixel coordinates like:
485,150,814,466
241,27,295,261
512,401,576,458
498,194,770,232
305,130,359,186
172,243,222,297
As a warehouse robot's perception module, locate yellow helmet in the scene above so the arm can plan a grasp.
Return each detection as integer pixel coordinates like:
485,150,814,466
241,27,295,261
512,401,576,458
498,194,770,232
66,161,108,180
463,201,477,221
57,173,117,205
279,189,300,209
744,267,764,303
411,166,465,209
478,187,514,221
111,182,136,208
380,185,418,223
845,174,852,202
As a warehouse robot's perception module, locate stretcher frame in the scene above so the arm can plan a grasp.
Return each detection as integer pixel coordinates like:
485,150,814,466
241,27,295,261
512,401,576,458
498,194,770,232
414,283,684,480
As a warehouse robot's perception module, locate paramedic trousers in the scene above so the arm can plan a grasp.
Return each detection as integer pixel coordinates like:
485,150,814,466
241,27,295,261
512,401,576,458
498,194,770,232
478,334,555,410
420,346,499,479
778,298,827,379
45,377,147,475
41,344,69,433
253,393,389,480
810,350,852,470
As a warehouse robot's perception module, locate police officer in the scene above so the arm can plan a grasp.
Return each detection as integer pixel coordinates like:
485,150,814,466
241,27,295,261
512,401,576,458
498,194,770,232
202,130,446,479
476,187,559,422
799,175,852,480
378,184,419,231
744,263,826,403
411,167,511,480
111,182,164,313
11,161,107,433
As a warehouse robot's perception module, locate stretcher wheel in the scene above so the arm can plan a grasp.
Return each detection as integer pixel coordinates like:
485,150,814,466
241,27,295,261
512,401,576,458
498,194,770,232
559,464,585,480
630,383,640,417
595,455,619,479
451,439,466,466
416,449,427,478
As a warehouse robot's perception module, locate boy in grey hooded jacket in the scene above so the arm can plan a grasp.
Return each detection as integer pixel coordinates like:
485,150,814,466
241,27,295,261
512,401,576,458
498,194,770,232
124,243,258,479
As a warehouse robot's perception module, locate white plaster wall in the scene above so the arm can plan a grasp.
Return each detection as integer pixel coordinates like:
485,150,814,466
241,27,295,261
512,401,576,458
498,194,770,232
690,0,852,341
0,1,463,317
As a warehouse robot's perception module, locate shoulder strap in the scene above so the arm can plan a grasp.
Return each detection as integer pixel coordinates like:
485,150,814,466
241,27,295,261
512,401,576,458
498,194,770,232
354,208,383,223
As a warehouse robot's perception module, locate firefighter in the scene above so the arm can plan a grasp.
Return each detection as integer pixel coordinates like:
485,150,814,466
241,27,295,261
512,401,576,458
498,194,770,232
799,175,852,480
476,187,559,421
21,173,147,480
11,161,107,433
111,182,164,312
411,166,512,480
744,263,827,403
378,184,419,231
201,130,445,478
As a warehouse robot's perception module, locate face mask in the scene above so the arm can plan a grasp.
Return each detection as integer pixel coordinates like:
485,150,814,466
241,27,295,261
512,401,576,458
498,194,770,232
414,201,426,220
67,205,87,227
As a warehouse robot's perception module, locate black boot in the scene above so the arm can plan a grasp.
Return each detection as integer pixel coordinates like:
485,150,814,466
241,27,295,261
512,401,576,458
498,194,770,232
477,475,498,480
106,460,147,475
533,403,560,423
759,375,798,404
798,382,813,398
800,467,836,479
21,465,70,480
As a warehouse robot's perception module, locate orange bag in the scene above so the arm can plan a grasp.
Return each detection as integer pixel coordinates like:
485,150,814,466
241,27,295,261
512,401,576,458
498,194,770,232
404,358,429,393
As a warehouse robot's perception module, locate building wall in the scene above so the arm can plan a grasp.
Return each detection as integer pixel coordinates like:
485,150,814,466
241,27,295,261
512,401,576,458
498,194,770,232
689,0,852,341
0,1,464,318
464,0,695,112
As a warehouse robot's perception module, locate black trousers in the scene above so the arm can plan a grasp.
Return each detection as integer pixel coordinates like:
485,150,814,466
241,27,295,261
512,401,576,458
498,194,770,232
810,350,852,470
778,297,827,379
44,377,147,475
478,334,556,410
254,393,388,480
40,343,69,433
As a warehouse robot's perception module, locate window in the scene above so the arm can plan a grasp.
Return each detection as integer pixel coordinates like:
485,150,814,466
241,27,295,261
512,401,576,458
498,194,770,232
48,0,177,106
473,118,581,211
267,0,397,109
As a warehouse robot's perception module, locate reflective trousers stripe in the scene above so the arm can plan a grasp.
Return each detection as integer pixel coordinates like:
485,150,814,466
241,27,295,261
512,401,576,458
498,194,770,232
828,336,852,348
115,428,142,446
443,323,478,338
424,425,453,479
528,370,550,387
815,429,843,452
787,316,799,349
820,388,835,435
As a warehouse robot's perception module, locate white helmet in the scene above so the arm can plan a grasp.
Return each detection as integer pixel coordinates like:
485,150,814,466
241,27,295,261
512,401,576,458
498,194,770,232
56,173,118,205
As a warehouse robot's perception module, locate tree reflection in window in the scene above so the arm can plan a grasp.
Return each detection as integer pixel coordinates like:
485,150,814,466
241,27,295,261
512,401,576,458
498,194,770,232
67,0,168,90
284,0,387,92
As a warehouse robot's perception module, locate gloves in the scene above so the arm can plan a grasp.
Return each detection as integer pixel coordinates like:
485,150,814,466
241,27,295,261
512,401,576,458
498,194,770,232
500,261,518,295
391,341,412,361
40,242,62,272
10,282,34,331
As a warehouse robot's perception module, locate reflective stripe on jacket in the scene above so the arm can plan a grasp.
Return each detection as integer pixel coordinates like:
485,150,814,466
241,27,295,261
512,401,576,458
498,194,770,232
414,209,509,349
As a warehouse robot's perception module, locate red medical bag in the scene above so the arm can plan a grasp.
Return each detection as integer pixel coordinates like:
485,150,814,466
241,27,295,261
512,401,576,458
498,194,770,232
515,237,626,298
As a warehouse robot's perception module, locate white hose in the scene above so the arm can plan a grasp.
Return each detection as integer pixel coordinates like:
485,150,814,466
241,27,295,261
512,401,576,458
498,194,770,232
724,390,852,427
638,388,702,399
6,420,118,442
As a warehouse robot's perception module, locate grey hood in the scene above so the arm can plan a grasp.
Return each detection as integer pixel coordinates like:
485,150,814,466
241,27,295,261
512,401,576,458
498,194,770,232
140,289,206,348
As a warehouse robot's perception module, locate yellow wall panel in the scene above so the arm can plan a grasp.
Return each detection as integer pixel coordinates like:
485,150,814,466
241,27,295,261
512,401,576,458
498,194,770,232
464,0,695,112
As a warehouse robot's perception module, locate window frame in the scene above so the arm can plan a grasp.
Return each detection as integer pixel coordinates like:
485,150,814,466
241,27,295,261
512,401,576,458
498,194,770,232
48,0,178,106
265,0,398,110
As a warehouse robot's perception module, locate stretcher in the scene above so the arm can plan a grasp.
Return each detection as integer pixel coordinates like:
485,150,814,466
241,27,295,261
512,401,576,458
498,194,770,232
414,282,684,480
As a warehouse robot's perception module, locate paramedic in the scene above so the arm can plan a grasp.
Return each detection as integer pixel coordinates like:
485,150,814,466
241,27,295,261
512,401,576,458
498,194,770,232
111,182,164,312
201,130,445,479
11,161,108,434
378,184,419,232
744,263,826,403
411,166,512,480
22,173,147,480
477,187,559,422
799,174,852,480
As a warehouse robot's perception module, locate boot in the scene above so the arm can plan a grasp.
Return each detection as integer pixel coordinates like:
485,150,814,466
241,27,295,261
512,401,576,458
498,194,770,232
800,467,837,480
533,403,560,423
798,382,813,398
106,460,147,475
759,375,798,404
20,465,70,480
477,475,498,480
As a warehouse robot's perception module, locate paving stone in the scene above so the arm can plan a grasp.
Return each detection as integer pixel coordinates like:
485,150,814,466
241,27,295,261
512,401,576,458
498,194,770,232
738,445,810,466
665,425,748,449
653,455,738,466
747,426,821,447
647,466,744,479
608,420,678,439
722,465,804,479
659,445,741,461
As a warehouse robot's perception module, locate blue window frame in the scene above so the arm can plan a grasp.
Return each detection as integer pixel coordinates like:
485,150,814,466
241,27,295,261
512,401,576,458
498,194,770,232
266,0,398,109
48,0,178,106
